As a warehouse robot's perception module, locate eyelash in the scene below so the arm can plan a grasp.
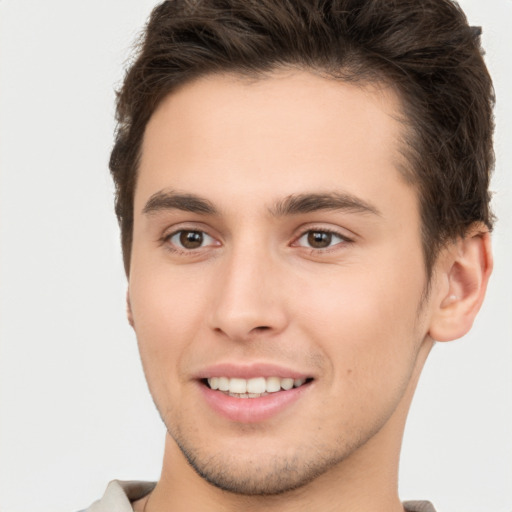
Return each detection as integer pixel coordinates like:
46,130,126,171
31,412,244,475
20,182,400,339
161,227,353,255
292,228,353,251
162,229,218,254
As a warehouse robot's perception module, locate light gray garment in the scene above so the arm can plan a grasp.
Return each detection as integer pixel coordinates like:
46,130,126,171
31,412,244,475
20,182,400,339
81,481,156,512
81,480,437,512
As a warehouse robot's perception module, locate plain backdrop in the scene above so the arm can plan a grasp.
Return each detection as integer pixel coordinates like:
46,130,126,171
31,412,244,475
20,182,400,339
0,1,511,511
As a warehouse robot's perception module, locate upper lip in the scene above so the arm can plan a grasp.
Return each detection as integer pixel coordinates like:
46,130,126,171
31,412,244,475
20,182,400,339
194,362,312,380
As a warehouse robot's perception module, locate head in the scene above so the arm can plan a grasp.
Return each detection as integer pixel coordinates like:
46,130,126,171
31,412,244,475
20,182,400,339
111,0,494,279
112,0,494,501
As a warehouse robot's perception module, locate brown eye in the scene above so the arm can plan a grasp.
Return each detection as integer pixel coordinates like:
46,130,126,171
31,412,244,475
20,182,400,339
307,231,333,248
179,230,204,249
294,229,349,250
168,230,217,251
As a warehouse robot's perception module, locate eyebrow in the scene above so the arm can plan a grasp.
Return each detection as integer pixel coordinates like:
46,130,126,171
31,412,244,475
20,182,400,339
142,190,381,218
269,192,381,217
143,190,218,215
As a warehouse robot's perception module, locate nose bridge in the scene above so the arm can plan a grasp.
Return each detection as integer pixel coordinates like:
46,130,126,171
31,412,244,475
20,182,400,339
209,235,287,339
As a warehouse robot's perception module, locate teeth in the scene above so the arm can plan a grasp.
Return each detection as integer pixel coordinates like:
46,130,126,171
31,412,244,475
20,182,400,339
266,376,281,393
207,376,308,395
218,377,229,391
229,378,247,394
281,378,294,390
247,377,266,394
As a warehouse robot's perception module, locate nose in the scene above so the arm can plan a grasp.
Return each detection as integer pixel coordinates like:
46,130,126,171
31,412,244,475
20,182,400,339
208,243,288,341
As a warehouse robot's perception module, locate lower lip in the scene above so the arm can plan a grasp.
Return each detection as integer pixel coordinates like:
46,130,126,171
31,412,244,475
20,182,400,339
198,382,311,423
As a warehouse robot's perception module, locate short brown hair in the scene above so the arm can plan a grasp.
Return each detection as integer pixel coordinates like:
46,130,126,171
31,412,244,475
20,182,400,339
111,0,495,276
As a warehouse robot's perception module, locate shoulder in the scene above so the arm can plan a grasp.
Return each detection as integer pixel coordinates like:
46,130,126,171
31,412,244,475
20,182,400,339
403,500,437,512
80,480,156,512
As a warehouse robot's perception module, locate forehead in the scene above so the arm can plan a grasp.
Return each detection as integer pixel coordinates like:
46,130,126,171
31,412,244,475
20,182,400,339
136,69,412,215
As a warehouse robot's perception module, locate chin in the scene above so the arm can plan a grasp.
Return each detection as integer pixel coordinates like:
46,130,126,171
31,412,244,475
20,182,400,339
180,443,325,495
168,424,364,496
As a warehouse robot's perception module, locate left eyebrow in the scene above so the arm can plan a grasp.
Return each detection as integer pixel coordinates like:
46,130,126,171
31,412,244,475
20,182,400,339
269,192,381,217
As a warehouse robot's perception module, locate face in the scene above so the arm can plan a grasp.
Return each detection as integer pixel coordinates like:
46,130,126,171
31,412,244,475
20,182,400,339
129,70,434,495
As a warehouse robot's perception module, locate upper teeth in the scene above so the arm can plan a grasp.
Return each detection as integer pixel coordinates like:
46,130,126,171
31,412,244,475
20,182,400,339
208,376,306,394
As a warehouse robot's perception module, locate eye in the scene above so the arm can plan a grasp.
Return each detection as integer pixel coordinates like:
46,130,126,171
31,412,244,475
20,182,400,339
294,230,349,249
167,230,217,250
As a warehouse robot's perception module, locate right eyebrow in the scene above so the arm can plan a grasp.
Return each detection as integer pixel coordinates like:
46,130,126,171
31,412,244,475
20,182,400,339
142,190,217,216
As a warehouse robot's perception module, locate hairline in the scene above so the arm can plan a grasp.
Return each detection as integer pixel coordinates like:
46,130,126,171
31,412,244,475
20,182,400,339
125,65,440,279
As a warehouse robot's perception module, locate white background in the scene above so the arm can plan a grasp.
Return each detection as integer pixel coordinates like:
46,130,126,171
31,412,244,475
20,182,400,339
0,1,510,511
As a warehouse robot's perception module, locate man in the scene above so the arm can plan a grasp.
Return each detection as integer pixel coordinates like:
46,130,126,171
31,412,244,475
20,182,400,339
84,0,494,510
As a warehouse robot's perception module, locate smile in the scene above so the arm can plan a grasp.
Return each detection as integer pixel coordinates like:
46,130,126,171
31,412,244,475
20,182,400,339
206,376,309,397
199,374,313,423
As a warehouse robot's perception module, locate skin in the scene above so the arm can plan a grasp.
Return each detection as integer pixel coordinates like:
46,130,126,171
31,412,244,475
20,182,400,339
127,70,492,512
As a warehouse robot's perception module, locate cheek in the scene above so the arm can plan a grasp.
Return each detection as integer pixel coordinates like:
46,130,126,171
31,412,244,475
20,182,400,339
292,260,425,382
130,254,208,329
128,266,207,389
291,268,426,433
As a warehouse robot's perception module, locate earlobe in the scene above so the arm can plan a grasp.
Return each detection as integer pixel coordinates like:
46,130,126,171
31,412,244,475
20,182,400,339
126,289,135,328
428,227,493,342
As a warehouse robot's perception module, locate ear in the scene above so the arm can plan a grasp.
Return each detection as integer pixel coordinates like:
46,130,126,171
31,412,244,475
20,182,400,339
126,289,135,328
428,226,493,342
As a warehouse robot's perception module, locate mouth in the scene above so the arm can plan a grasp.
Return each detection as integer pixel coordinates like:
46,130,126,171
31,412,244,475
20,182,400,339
196,364,315,422
202,376,313,398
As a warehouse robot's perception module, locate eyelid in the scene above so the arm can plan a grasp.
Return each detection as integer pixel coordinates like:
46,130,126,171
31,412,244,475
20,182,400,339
291,226,354,250
161,224,222,253
169,230,216,248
